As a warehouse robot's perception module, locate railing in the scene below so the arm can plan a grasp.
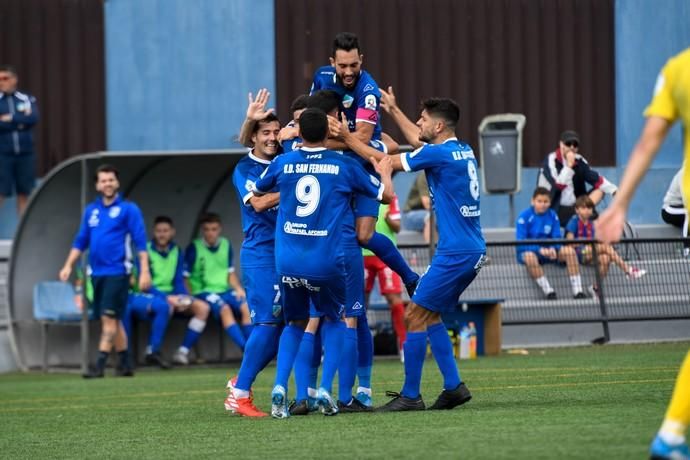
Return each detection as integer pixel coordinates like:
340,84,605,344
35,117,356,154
369,238,690,343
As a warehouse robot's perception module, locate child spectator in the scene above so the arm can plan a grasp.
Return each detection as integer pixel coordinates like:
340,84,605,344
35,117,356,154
516,187,586,299
565,195,646,296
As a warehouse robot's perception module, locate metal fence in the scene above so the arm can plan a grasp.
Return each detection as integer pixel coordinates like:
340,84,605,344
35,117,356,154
368,238,690,342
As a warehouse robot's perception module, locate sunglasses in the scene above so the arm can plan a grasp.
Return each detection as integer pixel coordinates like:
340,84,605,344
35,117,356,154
564,141,579,148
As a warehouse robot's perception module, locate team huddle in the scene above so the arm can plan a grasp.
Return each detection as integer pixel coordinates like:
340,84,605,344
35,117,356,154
60,32,487,419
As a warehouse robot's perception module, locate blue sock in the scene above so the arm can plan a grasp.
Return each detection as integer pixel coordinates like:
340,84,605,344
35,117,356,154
363,232,419,285
241,324,254,340
338,327,358,403
181,325,203,350
149,297,170,354
274,325,305,391
235,325,279,392
428,323,461,390
401,331,427,399
319,320,345,393
356,315,373,389
225,324,246,351
309,327,322,391
294,331,315,402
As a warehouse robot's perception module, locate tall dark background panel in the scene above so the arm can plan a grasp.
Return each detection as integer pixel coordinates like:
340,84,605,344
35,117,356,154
275,0,615,166
0,0,106,175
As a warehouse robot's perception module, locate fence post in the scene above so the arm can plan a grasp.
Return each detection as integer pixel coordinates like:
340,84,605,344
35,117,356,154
591,241,610,344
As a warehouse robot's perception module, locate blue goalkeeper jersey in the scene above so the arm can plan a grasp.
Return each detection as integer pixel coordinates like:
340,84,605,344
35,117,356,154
253,146,383,280
400,138,485,255
232,151,279,268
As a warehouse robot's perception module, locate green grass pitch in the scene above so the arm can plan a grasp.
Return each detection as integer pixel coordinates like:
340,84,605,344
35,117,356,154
1,341,687,459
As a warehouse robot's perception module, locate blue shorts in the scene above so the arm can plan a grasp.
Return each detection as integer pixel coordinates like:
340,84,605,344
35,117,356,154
411,253,486,313
0,152,35,197
91,275,130,319
516,250,561,265
127,292,169,316
280,275,345,322
196,290,244,320
344,246,365,317
243,266,283,325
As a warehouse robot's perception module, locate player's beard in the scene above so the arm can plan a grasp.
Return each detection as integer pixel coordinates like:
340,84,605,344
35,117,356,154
337,72,359,89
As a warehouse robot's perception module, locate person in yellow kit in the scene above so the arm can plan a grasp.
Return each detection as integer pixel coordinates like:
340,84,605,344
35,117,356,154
596,47,690,460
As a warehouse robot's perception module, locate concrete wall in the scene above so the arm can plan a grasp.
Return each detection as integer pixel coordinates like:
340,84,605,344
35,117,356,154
104,0,275,150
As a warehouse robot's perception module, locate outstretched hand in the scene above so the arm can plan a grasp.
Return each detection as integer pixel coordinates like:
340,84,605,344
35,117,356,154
246,88,275,121
380,86,398,114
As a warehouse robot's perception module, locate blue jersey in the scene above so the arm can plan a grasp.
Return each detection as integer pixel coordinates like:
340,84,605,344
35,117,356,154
310,66,382,142
400,138,485,255
253,146,384,280
232,151,279,268
72,194,147,277
515,207,562,257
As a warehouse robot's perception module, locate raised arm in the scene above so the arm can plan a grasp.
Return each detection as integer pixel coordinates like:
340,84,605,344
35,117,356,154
380,87,423,148
238,89,274,147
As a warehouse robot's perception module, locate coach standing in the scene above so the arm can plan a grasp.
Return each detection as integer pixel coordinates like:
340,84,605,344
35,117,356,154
0,65,38,215
59,164,151,378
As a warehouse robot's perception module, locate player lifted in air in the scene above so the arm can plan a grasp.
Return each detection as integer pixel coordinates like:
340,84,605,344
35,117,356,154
251,108,394,418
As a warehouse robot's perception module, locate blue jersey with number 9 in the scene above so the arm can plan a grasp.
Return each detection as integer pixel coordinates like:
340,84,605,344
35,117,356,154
253,146,384,280
400,138,485,255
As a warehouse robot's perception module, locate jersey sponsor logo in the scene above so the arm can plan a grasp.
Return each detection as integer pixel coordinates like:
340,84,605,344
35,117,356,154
283,163,340,175
88,209,100,227
460,205,481,217
272,304,282,317
244,179,255,192
364,94,377,110
363,83,374,92
369,175,381,187
544,225,552,234
283,221,328,237
517,217,525,224
351,301,363,310
281,276,321,292
342,94,354,109
109,206,121,219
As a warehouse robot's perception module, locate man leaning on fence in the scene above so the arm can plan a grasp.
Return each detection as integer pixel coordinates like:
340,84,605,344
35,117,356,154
59,164,151,378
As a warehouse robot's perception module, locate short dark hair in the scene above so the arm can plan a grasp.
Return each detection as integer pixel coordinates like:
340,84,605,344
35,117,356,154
532,187,551,199
332,32,360,56
299,108,328,143
251,112,280,134
199,212,222,225
575,195,594,209
290,94,310,114
94,164,119,182
307,90,340,116
0,65,17,76
153,215,174,227
421,98,460,127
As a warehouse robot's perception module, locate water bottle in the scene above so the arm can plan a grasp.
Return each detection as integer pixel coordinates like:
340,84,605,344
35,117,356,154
459,324,470,360
468,322,477,359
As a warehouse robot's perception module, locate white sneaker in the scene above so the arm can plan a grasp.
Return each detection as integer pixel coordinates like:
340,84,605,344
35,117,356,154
627,267,647,279
317,387,339,416
172,350,189,365
271,385,289,419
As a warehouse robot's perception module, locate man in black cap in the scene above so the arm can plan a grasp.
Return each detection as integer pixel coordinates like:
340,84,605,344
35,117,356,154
537,130,618,224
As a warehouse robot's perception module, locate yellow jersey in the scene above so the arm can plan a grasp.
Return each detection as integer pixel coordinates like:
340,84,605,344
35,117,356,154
644,47,690,207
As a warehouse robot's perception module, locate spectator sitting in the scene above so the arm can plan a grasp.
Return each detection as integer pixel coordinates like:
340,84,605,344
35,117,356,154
516,187,586,299
661,168,688,238
565,195,647,297
402,172,431,243
537,130,618,224
0,65,39,215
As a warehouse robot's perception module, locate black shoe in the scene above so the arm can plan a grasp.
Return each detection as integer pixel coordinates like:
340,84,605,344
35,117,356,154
573,291,587,299
145,352,172,370
428,382,472,410
338,398,373,413
405,276,420,298
82,365,104,379
546,291,557,300
376,391,425,412
115,365,135,377
288,399,310,416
